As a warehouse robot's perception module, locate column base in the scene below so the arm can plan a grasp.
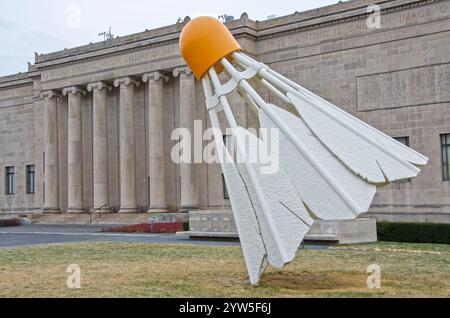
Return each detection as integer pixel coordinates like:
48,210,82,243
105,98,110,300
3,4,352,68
147,206,169,213
42,208,61,214
179,206,199,213
66,208,85,214
92,208,112,214
119,207,138,213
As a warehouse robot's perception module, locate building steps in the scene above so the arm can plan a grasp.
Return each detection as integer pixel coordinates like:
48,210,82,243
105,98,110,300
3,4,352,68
30,213,189,226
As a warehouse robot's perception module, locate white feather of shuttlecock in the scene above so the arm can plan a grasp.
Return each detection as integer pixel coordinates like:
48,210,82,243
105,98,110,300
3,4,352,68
200,51,428,285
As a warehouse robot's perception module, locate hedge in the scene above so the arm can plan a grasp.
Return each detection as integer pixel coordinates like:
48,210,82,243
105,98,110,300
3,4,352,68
377,222,450,244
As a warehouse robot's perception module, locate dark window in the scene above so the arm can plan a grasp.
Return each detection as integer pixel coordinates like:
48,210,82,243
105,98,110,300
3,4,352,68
394,137,411,183
441,134,450,181
395,136,410,147
222,174,229,200
223,135,233,152
5,167,15,195
222,135,231,200
26,165,35,194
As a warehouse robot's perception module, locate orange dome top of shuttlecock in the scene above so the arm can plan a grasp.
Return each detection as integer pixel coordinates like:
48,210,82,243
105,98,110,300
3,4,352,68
179,16,242,80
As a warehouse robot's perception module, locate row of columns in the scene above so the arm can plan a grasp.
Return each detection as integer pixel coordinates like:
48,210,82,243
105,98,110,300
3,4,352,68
41,67,198,213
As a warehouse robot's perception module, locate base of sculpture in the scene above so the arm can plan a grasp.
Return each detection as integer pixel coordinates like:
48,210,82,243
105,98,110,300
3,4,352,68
184,210,378,244
307,218,378,244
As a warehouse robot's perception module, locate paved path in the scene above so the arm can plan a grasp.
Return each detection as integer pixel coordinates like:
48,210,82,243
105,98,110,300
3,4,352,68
0,225,328,250
0,225,240,248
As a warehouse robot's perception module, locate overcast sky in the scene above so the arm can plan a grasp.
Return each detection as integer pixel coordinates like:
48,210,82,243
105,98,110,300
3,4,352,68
0,0,342,76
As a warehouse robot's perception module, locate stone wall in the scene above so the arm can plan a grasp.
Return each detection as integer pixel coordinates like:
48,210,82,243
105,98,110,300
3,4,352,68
255,0,450,222
0,77,40,212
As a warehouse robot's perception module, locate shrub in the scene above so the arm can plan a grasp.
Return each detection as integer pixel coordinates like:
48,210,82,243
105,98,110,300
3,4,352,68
0,219,22,227
103,222,183,234
377,222,450,244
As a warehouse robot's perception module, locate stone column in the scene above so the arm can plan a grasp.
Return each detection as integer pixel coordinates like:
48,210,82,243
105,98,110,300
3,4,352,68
42,90,61,213
62,86,86,213
87,82,112,212
114,77,140,213
142,72,169,212
173,67,198,212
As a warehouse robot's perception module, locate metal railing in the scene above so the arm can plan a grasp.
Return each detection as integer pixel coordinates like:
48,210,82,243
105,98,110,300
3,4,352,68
89,204,109,224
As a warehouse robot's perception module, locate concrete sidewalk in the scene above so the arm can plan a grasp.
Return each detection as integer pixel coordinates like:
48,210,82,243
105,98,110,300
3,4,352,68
0,224,239,248
0,225,329,250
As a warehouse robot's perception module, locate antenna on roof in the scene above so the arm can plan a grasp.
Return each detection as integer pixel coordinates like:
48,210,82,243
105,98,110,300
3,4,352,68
99,27,114,41
218,14,234,23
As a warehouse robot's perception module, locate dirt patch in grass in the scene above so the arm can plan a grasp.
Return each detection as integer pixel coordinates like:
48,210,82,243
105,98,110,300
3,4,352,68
262,270,366,291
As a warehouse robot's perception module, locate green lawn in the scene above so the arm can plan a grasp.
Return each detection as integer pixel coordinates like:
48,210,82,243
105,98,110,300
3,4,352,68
0,242,449,297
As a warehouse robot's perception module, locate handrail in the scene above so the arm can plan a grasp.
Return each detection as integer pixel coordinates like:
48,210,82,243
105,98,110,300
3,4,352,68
89,203,109,224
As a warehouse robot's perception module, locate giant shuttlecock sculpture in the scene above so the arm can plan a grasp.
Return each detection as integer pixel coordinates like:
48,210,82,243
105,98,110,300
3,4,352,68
179,17,428,286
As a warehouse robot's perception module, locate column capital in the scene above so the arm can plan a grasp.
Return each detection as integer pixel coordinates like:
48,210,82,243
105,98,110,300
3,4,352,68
87,81,112,92
142,72,169,83
113,76,140,88
40,90,61,100
172,66,193,79
62,86,87,96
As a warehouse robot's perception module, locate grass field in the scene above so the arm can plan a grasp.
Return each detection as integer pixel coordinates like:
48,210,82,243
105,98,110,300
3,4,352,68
0,242,449,297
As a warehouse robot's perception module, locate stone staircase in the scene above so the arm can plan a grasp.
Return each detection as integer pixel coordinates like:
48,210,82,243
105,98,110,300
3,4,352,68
30,213,189,226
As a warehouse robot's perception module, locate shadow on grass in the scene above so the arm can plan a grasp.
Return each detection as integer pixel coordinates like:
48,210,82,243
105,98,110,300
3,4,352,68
259,270,367,292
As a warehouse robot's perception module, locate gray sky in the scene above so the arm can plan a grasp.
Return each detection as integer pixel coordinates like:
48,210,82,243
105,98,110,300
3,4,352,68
0,0,341,76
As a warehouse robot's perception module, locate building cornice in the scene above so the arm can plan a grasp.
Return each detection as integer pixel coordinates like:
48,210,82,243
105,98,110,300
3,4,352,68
0,0,446,82
0,72,33,88
255,0,444,41
31,0,442,70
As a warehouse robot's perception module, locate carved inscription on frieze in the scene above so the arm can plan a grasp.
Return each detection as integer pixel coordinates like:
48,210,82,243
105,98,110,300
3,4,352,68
357,63,450,111
261,1,449,52
41,44,178,82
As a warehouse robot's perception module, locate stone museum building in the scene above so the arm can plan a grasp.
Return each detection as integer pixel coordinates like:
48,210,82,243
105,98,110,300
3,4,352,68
1,0,450,226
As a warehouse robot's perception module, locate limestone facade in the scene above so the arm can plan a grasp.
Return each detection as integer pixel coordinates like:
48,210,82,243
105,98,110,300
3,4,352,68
1,0,450,223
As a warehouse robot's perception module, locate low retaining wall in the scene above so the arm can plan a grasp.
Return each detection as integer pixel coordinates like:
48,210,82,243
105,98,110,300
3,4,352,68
184,210,377,244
